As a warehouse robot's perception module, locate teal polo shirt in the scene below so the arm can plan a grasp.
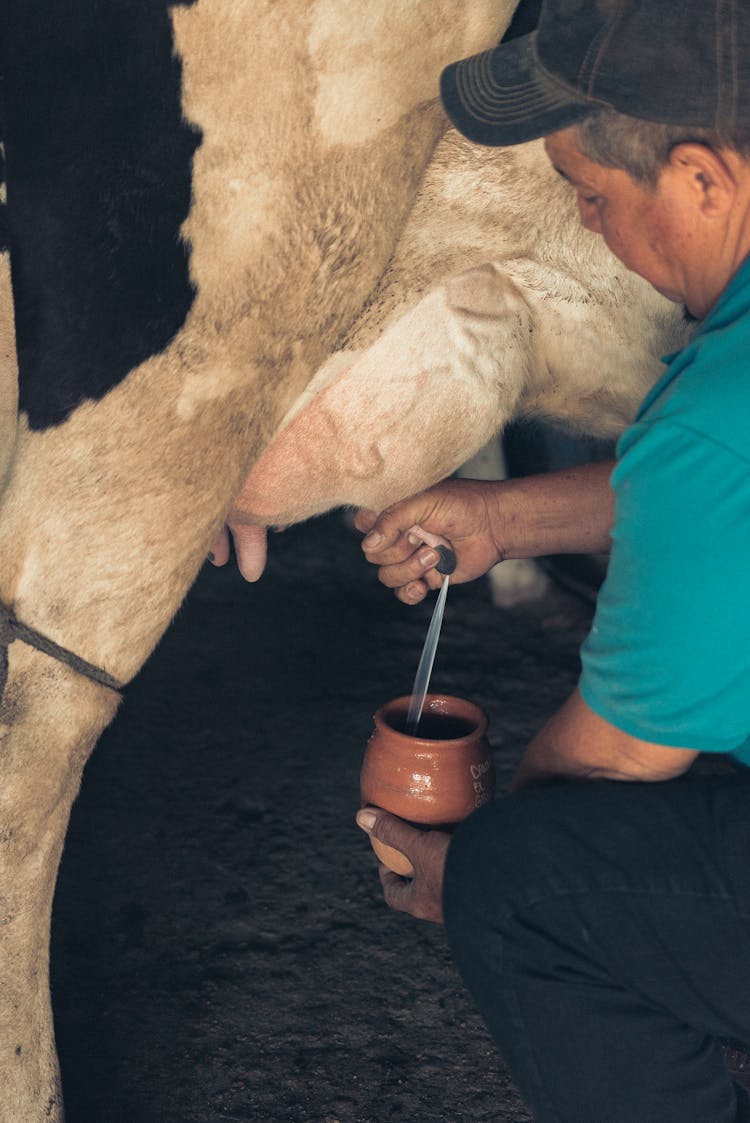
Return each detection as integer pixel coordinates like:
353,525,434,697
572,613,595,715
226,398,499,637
579,255,750,766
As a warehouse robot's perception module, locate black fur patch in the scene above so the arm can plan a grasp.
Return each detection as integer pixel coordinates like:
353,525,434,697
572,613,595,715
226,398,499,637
2,1,201,429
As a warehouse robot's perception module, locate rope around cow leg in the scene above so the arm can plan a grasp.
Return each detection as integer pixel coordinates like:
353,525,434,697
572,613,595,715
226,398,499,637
0,602,124,701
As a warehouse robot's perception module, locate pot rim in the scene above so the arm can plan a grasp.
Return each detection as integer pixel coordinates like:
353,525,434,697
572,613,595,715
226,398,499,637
373,693,488,745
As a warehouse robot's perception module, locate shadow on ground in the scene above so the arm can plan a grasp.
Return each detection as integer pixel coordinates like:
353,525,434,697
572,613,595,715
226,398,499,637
51,513,593,1123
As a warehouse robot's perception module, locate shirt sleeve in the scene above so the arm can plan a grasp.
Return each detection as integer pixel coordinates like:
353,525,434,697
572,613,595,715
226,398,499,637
579,420,750,753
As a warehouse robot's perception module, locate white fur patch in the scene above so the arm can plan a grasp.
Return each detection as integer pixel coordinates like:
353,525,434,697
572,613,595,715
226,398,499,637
308,1,510,144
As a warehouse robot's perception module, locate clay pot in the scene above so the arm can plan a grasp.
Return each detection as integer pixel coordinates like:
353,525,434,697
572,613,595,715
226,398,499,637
360,694,495,876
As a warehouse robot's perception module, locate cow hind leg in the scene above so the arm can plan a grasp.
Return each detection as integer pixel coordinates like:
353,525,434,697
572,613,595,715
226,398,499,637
0,645,119,1123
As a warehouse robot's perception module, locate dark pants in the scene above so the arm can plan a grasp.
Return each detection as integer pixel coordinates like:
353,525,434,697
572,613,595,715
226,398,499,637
443,773,750,1123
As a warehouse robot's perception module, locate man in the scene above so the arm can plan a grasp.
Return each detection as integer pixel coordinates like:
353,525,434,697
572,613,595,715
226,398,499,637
354,2,750,1120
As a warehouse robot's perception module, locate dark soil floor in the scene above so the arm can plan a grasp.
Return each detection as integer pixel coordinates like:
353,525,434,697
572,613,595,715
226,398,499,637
50,511,595,1123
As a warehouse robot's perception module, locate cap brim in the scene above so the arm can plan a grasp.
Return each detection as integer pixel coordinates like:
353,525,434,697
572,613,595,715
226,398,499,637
441,33,596,147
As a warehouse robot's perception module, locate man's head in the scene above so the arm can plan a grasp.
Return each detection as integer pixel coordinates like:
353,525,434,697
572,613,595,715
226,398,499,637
544,125,750,319
441,0,750,316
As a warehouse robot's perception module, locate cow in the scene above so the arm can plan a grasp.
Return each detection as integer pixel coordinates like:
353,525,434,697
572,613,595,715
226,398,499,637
0,3,524,1117
0,2,691,1119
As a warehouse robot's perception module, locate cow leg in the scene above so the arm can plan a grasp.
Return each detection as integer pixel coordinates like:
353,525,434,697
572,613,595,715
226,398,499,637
0,645,118,1123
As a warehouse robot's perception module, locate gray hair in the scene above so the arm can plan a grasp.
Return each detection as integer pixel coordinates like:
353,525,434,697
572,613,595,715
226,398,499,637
572,107,750,187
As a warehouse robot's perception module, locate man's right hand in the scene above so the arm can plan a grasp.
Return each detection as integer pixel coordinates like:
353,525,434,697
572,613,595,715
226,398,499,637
354,461,616,604
354,479,504,604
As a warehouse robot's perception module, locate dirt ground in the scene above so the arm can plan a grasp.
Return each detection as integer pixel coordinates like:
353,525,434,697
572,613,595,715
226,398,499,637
50,511,594,1123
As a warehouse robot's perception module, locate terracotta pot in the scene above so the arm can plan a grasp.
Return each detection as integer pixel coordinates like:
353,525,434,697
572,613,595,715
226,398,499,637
360,694,495,876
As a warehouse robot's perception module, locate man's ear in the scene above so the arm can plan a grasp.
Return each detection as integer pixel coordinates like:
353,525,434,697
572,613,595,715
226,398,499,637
666,142,736,216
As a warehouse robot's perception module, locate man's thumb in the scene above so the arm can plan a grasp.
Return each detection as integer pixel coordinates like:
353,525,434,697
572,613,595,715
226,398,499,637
356,807,415,877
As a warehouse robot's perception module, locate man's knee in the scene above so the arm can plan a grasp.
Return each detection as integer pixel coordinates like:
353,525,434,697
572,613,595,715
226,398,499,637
443,782,630,950
444,789,564,945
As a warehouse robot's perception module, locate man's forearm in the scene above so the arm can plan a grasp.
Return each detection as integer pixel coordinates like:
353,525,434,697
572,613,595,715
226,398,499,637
510,690,698,792
485,460,615,561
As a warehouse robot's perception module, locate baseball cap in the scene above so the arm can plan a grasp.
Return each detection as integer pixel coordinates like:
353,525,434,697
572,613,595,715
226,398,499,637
441,0,750,147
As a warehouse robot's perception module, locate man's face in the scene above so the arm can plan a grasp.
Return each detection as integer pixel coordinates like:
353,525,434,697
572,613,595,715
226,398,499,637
545,128,695,310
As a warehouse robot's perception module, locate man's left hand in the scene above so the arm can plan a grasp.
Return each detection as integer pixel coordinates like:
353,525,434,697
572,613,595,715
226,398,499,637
356,808,450,924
